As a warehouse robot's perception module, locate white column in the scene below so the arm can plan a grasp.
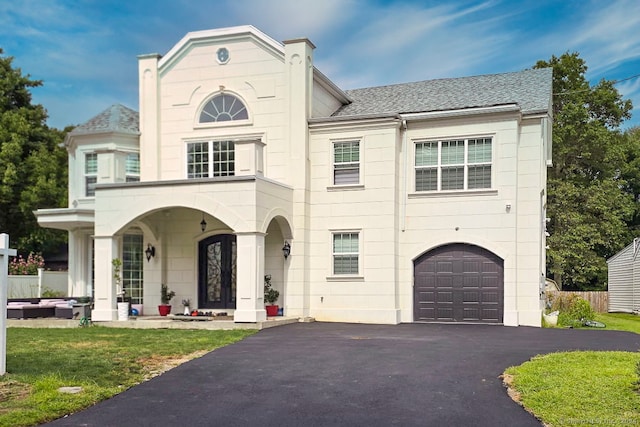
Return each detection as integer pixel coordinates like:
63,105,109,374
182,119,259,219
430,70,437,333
91,235,119,321
234,232,267,323
0,233,17,375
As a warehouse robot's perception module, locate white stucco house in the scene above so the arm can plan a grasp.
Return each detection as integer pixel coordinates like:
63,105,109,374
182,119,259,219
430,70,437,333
36,25,552,326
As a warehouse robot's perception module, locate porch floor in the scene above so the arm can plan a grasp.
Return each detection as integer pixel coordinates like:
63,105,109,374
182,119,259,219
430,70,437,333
7,315,309,330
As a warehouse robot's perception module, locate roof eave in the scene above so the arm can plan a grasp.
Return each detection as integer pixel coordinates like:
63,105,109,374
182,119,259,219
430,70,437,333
313,67,351,104
400,104,521,121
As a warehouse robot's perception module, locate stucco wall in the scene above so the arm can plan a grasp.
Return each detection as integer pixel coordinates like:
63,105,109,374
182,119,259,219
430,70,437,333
306,112,546,325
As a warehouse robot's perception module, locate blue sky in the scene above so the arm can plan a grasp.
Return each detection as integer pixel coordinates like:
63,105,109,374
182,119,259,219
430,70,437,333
1,0,639,129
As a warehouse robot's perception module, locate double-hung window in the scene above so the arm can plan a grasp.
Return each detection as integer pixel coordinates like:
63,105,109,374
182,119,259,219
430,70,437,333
85,153,97,197
333,141,360,185
415,137,492,191
126,153,140,182
187,141,235,178
333,232,359,275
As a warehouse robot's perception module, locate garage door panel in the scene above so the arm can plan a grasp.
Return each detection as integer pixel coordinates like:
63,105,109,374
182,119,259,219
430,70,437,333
436,307,454,320
417,307,436,319
482,292,500,303
463,291,479,302
414,243,504,323
463,307,480,321
437,291,453,303
463,260,481,273
463,276,480,287
436,261,453,273
436,276,453,288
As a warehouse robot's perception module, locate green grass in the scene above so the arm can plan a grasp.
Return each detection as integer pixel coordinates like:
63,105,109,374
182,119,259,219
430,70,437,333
504,351,640,427
0,327,257,427
595,313,640,334
506,313,640,426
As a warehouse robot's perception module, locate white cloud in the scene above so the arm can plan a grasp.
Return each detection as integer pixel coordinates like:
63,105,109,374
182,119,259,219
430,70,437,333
317,1,514,89
224,0,356,41
525,0,640,78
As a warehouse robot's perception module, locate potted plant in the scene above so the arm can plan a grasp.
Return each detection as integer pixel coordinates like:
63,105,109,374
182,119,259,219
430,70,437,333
158,283,175,316
264,274,280,317
182,298,191,316
113,258,129,321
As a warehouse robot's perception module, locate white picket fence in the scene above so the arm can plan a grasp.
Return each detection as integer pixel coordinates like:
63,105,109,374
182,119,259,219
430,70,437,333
7,269,67,298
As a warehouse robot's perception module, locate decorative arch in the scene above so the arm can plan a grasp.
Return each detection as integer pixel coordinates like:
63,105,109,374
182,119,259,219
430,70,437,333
411,236,508,263
199,92,248,123
96,191,249,237
260,207,293,239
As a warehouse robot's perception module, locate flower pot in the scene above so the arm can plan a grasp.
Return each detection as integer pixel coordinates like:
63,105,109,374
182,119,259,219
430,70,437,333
265,305,279,317
117,302,129,321
158,305,172,316
131,303,143,316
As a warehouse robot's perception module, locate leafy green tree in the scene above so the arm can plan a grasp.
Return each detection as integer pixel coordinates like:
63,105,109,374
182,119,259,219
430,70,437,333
535,52,634,290
0,48,68,259
620,127,640,228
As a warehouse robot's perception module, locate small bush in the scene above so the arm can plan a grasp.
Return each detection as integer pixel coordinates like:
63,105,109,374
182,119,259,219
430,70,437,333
551,295,595,328
41,287,65,298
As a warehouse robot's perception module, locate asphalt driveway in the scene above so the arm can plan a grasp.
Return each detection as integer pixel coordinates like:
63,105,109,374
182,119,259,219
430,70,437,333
44,323,640,427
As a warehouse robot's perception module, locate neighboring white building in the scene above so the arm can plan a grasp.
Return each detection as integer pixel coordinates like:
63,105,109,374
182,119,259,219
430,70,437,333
607,239,640,313
36,25,552,326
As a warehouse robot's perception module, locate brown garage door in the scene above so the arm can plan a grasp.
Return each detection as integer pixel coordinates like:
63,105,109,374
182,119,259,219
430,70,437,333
414,243,503,323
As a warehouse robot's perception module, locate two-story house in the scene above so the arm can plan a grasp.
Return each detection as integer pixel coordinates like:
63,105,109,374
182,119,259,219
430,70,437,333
36,25,552,326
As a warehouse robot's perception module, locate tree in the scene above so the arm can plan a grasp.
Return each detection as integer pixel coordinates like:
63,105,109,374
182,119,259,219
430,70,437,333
0,48,68,259
620,127,640,230
535,53,634,290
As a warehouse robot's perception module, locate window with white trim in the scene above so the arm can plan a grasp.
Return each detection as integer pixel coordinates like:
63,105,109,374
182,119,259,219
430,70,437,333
333,141,360,185
333,232,359,275
415,137,492,191
187,141,235,178
126,153,140,182
85,153,97,197
122,234,143,304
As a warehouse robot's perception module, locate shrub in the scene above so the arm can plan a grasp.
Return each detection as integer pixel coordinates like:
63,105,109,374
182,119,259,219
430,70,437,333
549,294,595,328
9,253,44,275
41,287,65,298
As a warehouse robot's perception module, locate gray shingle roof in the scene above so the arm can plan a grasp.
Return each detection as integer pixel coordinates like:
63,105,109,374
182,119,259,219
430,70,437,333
71,104,140,135
331,68,552,118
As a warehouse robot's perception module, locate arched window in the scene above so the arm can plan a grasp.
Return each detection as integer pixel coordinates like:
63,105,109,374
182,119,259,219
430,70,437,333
199,93,248,123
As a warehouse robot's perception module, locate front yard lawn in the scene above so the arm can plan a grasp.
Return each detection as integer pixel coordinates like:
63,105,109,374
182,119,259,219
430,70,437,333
595,312,640,334
504,351,640,426
505,313,640,426
0,327,256,427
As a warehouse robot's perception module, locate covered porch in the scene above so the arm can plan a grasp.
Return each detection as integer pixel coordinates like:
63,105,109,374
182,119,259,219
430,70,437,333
37,176,294,324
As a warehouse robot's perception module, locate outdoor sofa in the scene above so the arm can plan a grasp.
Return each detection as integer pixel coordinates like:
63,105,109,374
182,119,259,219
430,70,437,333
6,298,76,319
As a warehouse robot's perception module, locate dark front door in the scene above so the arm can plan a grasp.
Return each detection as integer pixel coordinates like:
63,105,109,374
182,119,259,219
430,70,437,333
414,243,503,323
198,234,236,309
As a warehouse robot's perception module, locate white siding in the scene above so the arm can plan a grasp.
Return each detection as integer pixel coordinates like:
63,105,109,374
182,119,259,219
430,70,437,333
607,241,635,312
